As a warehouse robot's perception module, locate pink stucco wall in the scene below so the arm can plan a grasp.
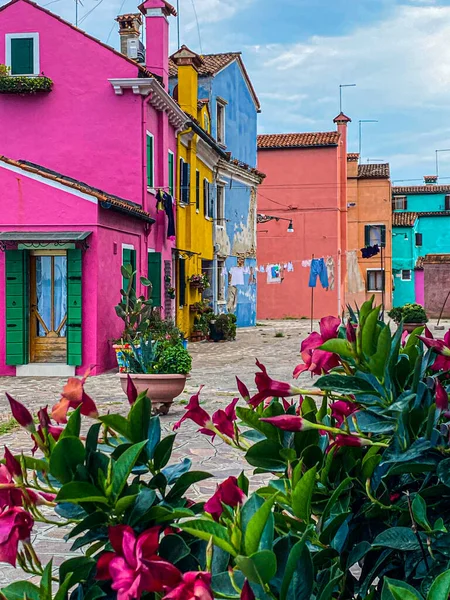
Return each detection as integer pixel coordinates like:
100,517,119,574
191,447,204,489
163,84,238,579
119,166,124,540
415,269,424,306
257,142,346,320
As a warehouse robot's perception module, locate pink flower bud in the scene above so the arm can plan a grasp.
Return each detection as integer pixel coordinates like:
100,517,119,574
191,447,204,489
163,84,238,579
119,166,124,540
6,394,35,432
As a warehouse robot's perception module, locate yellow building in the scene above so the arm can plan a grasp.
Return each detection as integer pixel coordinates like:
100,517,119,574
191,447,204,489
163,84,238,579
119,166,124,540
171,47,226,336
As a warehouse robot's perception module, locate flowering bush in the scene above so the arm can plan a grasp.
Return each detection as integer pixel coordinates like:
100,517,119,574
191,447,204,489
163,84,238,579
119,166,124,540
188,273,210,290
4,298,450,598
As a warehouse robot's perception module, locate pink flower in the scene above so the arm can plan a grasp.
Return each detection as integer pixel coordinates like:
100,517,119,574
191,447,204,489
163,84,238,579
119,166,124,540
164,572,213,600
4,448,21,480
236,377,250,402
260,415,316,432
6,394,35,432
173,386,212,431
294,316,341,378
241,580,256,600
52,367,98,424
0,506,33,566
0,450,55,510
436,379,449,412
418,329,450,372
96,526,181,599
32,406,63,453
346,320,357,343
212,398,239,439
204,476,245,521
126,374,138,405
333,434,371,448
249,360,299,408
331,400,359,427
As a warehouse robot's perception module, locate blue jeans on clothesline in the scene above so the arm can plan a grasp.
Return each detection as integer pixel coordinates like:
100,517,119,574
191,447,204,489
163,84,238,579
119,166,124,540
309,258,329,289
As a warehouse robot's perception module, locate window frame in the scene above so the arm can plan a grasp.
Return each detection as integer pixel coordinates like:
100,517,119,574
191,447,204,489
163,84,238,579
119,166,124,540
392,195,407,210
146,132,154,191
216,259,226,303
195,170,200,212
366,268,385,292
365,224,386,248
168,150,174,196
6,33,40,76
401,269,412,281
216,98,226,145
204,178,212,218
216,183,225,226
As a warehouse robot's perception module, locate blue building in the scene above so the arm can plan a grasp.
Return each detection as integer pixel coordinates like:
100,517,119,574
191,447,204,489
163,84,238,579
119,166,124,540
392,175,450,317
169,52,264,327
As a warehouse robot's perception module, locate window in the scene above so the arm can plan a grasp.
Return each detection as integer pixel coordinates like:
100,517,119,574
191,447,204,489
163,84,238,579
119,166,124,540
365,224,386,247
195,170,200,211
178,258,186,307
401,270,412,281
445,195,450,211
216,184,225,225
168,151,174,196
216,99,226,144
367,269,385,292
146,133,154,189
122,246,136,295
415,232,423,247
148,251,162,307
217,259,225,302
392,196,407,210
6,33,39,75
179,157,190,204
204,179,212,218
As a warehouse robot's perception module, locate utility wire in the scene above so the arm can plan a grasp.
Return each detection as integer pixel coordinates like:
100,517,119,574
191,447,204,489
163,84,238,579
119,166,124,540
105,0,127,43
190,0,203,54
79,0,104,25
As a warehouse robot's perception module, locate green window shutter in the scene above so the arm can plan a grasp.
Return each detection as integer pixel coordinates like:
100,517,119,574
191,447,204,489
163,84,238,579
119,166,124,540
67,249,82,366
122,248,136,294
185,163,191,204
364,225,370,247
168,153,174,196
380,225,386,247
11,38,34,75
196,170,200,211
203,179,209,217
148,252,162,307
146,135,154,188
5,250,29,366
179,258,186,306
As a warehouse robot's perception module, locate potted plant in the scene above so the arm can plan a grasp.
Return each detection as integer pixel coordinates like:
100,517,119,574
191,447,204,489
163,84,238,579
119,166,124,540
209,313,237,342
167,286,176,299
112,265,153,372
118,337,192,415
388,302,428,333
188,273,210,292
0,63,53,94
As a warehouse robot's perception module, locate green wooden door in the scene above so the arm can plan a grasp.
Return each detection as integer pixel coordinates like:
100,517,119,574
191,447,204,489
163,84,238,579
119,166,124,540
67,249,82,366
5,250,29,365
148,252,162,307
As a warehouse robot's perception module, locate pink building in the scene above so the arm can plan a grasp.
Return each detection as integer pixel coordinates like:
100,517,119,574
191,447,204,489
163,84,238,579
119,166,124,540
256,115,349,320
0,0,186,376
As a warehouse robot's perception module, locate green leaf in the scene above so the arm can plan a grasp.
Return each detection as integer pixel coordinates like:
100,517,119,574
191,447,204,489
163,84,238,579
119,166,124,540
128,487,156,526
99,414,130,439
67,511,108,539
59,556,96,587
235,550,277,584
244,494,277,555
362,454,382,480
428,568,450,600
319,512,351,545
412,494,431,531
280,537,313,600
245,439,286,472
20,456,49,473
368,325,392,379
437,458,450,487
56,481,108,504
60,406,81,440
49,436,86,484
128,395,151,443
292,466,316,521
159,533,191,564
387,584,422,600
146,417,161,459
362,306,381,356
0,582,41,600
381,578,424,600
166,471,212,501
236,407,281,442
153,434,176,471
319,338,354,359
53,575,74,600
372,527,421,551
39,560,52,600
316,374,380,395
112,440,147,498
178,519,237,556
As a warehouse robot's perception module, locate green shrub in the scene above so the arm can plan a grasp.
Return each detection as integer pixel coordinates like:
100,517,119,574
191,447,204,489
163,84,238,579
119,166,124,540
389,303,428,324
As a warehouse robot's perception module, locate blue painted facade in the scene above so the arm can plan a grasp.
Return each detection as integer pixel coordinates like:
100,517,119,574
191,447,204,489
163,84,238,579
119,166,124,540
170,53,261,328
392,186,450,307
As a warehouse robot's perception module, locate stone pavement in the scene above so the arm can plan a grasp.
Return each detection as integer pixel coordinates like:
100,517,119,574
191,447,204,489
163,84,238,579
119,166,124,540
0,317,448,585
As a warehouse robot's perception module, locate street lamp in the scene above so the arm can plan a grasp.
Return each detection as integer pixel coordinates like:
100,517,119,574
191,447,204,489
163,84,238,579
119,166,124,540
358,120,378,163
257,214,294,233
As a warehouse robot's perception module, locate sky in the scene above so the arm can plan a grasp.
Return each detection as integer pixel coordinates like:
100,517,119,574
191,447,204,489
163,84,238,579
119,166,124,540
5,0,450,183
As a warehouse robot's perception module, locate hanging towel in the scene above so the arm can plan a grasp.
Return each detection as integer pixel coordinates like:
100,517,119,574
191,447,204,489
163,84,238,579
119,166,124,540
302,260,312,268
259,265,265,273
347,251,366,293
230,266,245,286
267,264,282,284
287,262,294,272
156,190,164,212
325,256,335,291
309,258,328,289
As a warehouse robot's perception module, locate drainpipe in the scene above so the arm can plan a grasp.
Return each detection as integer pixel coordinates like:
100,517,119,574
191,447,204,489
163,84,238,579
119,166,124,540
140,93,155,299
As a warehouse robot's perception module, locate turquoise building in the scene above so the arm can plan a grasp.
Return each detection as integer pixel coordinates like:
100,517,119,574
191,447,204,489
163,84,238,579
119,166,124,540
392,176,450,316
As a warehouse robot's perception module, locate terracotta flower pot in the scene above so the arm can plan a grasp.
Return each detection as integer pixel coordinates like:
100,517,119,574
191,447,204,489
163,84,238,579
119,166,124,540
119,373,187,415
403,322,426,334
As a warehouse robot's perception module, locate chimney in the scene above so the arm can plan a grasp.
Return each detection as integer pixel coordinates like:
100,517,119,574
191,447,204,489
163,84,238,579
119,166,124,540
116,13,143,60
424,175,438,185
347,152,359,178
138,0,177,88
171,45,204,116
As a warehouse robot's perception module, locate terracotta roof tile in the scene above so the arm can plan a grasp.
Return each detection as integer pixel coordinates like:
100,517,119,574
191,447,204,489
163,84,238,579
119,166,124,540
358,163,390,179
392,212,418,227
347,153,360,162
423,254,450,264
0,156,155,224
416,256,424,270
257,132,340,150
138,1,177,16
0,0,152,78
392,185,450,194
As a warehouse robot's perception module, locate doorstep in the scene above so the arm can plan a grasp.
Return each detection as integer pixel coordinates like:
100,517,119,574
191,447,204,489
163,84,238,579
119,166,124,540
16,364,76,377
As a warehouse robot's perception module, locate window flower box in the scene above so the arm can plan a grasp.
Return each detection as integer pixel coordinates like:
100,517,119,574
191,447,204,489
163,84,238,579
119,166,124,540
0,74,53,95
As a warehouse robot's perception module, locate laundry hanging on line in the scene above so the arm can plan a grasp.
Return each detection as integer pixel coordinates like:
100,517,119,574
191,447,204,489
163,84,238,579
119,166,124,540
309,258,329,289
361,244,380,259
156,190,176,238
